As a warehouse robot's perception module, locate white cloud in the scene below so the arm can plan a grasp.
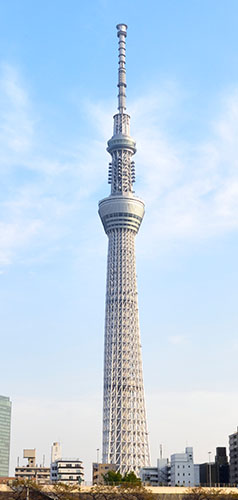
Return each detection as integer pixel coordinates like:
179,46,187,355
0,63,34,156
1,65,238,270
0,64,107,269
0,220,42,266
132,88,238,253
168,335,187,345
82,86,238,256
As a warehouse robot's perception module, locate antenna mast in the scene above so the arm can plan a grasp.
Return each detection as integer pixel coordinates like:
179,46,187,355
116,24,127,113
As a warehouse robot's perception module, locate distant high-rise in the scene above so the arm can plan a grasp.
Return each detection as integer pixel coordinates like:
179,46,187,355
99,24,150,475
0,395,12,477
229,428,238,485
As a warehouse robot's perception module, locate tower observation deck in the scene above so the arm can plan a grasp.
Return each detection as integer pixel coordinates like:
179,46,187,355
99,24,150,476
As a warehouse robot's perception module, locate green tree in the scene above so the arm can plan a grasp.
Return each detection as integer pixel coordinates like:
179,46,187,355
102,471,123,485
102,471,141,486
122,472,141,486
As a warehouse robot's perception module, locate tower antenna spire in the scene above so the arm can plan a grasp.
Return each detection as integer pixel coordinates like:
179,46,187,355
116,23,127,113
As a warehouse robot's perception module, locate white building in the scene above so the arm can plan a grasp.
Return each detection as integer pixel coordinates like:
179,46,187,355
50,458,84,485
170,447,195,487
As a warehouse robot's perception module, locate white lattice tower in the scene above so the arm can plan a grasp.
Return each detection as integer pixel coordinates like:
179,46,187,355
99,24,150,476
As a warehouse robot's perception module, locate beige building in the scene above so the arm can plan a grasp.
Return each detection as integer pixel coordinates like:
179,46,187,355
92,463,117,485
15,449,50,485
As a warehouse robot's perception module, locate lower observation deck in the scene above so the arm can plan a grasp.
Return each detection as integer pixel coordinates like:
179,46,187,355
98,194,145,234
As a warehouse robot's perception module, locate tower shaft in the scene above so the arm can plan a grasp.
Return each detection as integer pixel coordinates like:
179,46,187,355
99,24,150,476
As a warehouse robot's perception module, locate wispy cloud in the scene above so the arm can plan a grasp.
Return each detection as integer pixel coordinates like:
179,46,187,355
132,88,238,252
82,85,238,255
168,335,187,345
1,65,238,270
0,64,106,269
0,63,34,158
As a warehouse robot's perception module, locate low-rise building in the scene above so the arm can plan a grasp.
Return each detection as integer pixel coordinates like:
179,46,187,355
50,458,84,485
170,447,196,487
199,461,216,486
157,458,171,485
140,466,159,486
15,449,50,485
200,448,229,486
140,458,170,486
194,464,200,486
92,463,117,485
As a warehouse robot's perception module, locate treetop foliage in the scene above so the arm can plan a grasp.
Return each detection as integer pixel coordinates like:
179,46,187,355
102,471,141,486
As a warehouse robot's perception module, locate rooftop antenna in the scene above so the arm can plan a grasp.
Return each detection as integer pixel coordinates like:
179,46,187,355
116,24,127,114
160,444,163,459
43,454,45,467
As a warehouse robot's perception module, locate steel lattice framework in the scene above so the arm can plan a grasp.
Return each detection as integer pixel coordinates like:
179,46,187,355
99,24,150,476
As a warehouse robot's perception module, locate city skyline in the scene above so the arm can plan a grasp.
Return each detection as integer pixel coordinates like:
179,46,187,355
0,0,238,482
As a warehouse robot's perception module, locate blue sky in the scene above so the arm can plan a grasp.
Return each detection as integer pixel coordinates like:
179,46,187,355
1,0,238,480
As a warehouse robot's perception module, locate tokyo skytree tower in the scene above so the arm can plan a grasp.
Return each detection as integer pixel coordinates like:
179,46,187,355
98,24,150,476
